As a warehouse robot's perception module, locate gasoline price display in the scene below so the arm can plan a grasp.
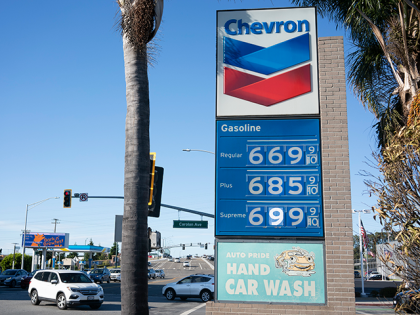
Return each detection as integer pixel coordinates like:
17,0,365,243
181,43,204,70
216,119,323,237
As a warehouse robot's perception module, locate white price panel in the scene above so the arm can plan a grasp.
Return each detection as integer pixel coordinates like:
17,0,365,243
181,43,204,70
246,174,319,197
247,144,318,166
246,205,320,229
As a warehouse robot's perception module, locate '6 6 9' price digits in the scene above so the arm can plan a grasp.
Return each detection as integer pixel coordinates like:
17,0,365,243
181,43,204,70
248,145,318,166
246,206,320,228
247,175,319,196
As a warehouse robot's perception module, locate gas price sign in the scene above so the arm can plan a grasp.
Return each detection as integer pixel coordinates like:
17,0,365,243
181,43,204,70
216,119,323,237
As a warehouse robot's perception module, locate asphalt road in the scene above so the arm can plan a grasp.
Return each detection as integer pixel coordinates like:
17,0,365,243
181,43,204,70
0,257,215,315
0,259,400,315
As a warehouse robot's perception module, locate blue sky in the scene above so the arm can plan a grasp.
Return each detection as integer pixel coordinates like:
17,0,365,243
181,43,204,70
0,0,382,258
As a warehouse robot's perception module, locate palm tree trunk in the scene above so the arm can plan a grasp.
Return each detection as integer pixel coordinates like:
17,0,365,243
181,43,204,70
121,34,150,315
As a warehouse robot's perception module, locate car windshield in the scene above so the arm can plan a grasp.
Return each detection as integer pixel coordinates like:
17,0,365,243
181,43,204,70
59,273,92,283
2,270,17,276
90,269,103,274
110,269,120,273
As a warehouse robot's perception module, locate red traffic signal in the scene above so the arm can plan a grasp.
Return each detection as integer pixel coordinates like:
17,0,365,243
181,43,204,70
63,189,72,208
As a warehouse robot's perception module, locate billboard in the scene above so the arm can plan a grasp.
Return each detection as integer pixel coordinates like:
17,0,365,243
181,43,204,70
217,7,319,117
22,232,69,248
216,240,325,304
215,119,323,237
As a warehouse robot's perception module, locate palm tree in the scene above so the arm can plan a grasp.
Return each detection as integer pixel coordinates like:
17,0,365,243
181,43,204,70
292,0,420,148
117,1,163,314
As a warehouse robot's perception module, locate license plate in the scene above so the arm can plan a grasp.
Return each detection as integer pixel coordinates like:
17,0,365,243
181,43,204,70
87,296,94,300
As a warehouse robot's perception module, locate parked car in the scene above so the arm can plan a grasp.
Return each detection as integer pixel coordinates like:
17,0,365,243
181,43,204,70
354,271,361,278
148,269,156,279
183,261,190,267
28,270,104,310
368,274,389,281
89,268,111,284
0,269,28,288
155,269,165,278
186,255,192,259
110,268,121,282
394,289,420,313
174,258,181,263
168,258,174,262
162,274,214,302
21,270,38,289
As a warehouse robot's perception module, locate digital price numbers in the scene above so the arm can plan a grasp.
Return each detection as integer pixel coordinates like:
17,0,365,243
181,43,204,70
216,119,324,237
246,205,320,228
247,145,318,166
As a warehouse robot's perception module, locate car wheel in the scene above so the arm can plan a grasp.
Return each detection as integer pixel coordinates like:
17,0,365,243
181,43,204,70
165,288,175,300
200,290,211,302
30,289,41,305
56,293,67,310
89,304,101,310
10,280,16,288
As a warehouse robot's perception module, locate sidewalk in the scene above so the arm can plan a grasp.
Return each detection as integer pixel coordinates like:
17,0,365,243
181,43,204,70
355,297,394,306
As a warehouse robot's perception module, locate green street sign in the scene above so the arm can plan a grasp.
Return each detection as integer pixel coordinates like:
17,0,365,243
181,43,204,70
173,220,208,229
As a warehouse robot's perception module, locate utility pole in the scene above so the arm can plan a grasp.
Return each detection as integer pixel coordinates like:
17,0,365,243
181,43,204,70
51,218,60,233
11,243,18,269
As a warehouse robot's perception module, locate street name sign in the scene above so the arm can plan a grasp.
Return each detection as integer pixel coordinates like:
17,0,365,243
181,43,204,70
173,220,208,229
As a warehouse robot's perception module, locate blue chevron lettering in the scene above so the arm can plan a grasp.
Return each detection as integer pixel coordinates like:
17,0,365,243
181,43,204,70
224,19,309,35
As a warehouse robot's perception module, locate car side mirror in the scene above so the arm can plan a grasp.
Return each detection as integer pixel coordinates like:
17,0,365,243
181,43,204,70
51,280,58,285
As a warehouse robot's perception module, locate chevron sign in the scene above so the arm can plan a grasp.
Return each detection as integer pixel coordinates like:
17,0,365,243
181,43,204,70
217,7,319,117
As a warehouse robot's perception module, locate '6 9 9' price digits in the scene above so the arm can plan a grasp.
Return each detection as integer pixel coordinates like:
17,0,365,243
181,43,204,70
246,206,320,228
247,175,319,196
248,145,318,166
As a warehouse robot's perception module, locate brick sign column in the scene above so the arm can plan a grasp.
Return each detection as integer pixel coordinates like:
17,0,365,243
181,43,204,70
208,36,355,315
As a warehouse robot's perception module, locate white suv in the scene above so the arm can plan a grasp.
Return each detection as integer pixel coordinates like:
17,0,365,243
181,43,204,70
28,270,104,310
162,274,214,302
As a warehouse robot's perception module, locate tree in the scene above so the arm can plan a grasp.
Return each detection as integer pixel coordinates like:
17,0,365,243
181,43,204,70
364,119,420,292
292,0,420,149
117,1,163,314
0,254,32,272
110,242,118,256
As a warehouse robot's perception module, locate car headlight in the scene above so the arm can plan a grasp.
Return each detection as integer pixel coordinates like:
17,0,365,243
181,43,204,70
98,286,103,292
6,277,11,280
67,287,79,292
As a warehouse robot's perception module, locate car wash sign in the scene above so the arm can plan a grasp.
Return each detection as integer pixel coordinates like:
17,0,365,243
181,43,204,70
216,7,319,117
216,240,325,304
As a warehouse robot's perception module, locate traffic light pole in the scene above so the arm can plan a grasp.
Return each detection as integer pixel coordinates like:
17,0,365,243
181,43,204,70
72,195,214,218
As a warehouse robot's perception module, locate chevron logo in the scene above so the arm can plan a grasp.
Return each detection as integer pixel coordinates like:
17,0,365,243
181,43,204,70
223,33,312,106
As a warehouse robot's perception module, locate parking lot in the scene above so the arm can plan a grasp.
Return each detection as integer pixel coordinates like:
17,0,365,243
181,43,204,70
0,257,214,315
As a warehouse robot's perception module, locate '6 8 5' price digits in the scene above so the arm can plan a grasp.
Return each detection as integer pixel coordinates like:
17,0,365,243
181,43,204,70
247,175,319,196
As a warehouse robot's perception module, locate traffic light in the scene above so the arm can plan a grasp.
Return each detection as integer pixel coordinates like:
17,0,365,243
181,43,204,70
148,153,156,206
182,244,185,250
63,189,72,208
205,243,208,250
148,166,164,218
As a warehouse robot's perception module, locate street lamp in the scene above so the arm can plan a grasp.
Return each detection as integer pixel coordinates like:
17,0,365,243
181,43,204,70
21,197,60,269
182,149,215,155
352,209,371,297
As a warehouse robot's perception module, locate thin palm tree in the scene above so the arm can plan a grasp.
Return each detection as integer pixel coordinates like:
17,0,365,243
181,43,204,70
117,0,163,314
